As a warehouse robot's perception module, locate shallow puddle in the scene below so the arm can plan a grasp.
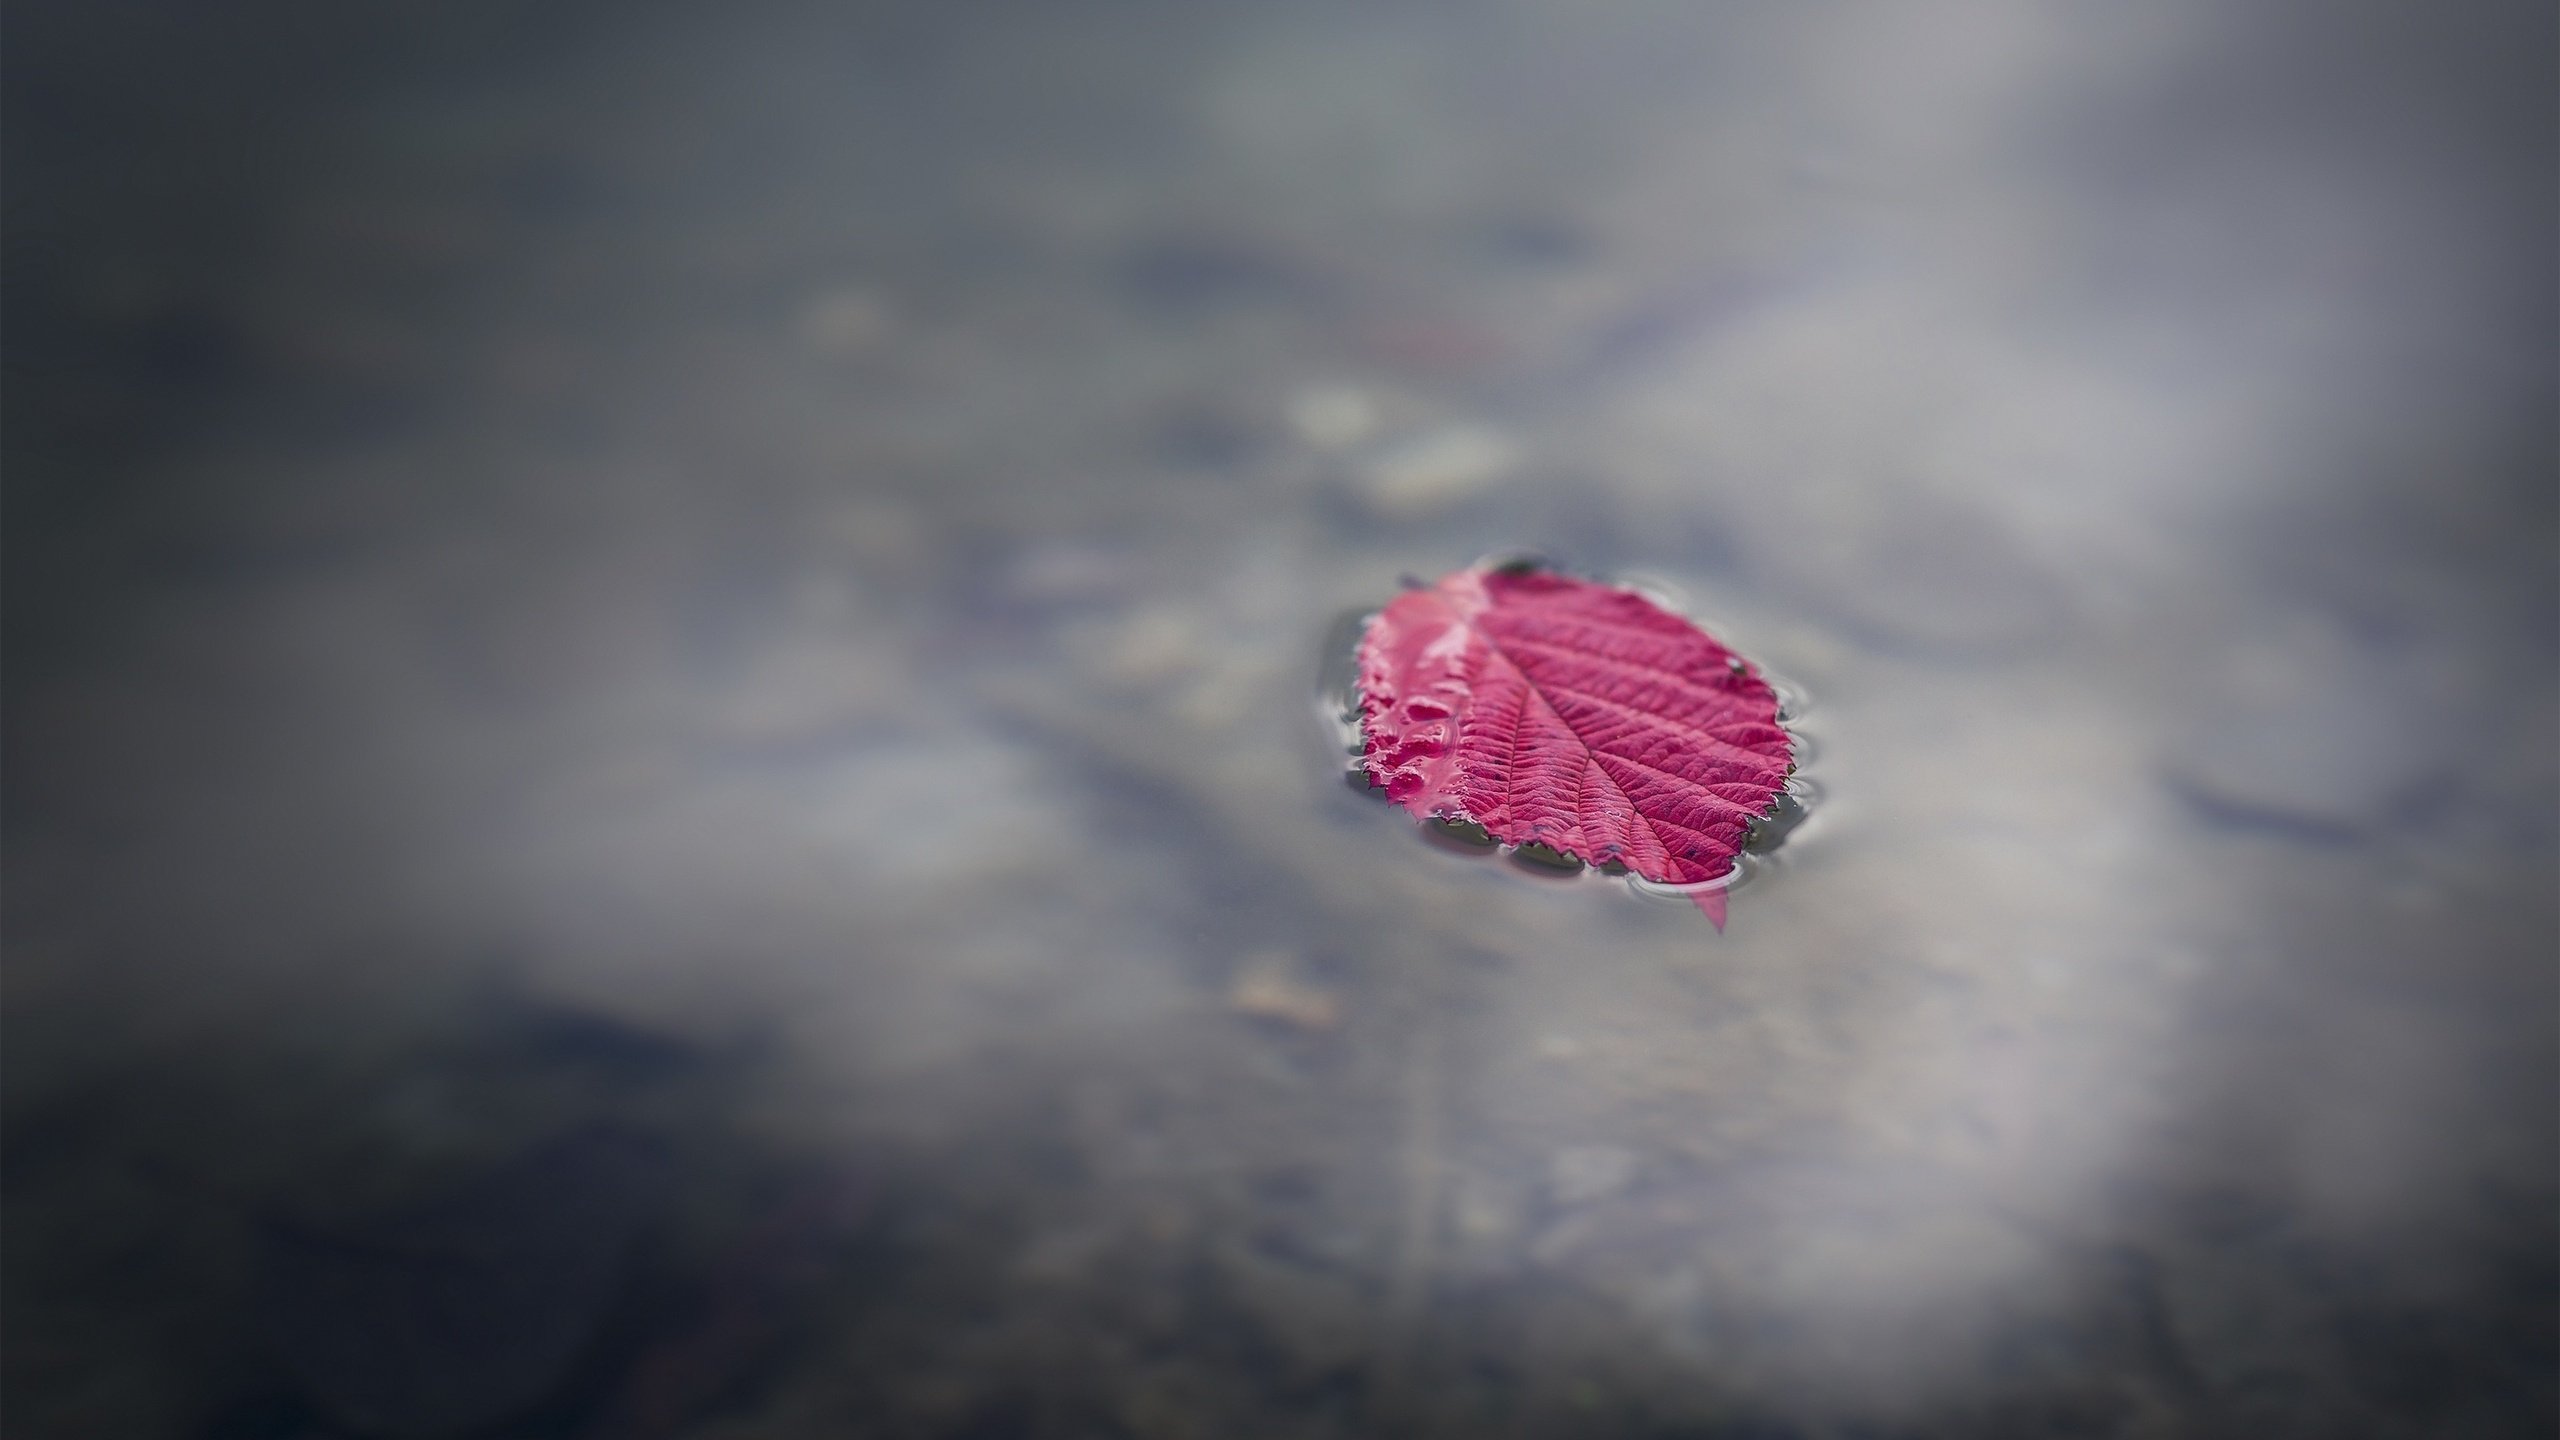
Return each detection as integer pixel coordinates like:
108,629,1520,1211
4,3,2553,1437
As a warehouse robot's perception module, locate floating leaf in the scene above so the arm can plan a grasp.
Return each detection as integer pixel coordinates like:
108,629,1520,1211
1355,564,1793,927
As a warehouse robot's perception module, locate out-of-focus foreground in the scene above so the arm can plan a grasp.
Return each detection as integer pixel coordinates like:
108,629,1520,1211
5,3,2553,1437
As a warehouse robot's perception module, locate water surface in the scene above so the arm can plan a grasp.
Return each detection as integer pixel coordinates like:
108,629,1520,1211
5,3,2553,1436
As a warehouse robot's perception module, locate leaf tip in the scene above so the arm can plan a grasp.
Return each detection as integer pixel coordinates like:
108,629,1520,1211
1693,887,1729,930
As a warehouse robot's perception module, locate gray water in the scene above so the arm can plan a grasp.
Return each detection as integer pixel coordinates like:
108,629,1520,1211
6,3,2554,1437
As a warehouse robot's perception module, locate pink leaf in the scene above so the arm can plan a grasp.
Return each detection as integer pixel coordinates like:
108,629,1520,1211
1356,565,1793,928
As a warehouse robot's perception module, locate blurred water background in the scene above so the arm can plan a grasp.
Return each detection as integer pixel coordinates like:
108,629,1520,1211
5,3,2554,1437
